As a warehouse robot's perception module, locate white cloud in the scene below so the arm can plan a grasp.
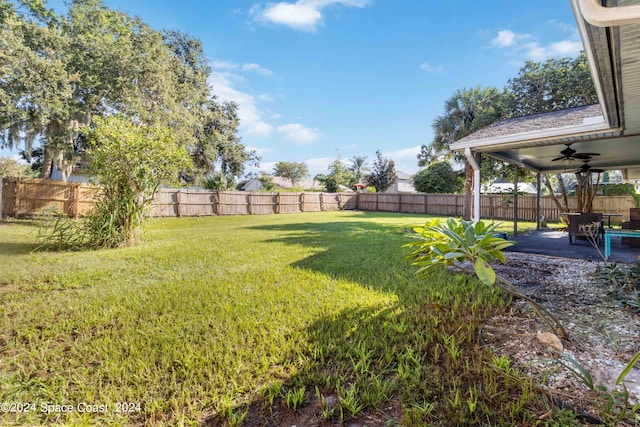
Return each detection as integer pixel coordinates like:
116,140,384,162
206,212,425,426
420,62,445,74
382,146,422,175
491,27,582,61
211,60,237,71
246,145,272,156
304,156,332,176
209,60,279,138
277,123,321,145
548,40,583,56
251,0,370,32
492,30,516,47
209,71,273,137
242,63,273,75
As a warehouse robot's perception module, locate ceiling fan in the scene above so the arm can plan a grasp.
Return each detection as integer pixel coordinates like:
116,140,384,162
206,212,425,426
574,159,605,174
551,143,601,162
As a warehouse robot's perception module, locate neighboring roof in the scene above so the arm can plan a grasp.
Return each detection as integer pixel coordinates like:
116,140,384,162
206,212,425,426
482,182,538,194
242,176,322,190
396,171,412,180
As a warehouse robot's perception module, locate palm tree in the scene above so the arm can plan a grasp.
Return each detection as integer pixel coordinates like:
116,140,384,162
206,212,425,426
349,155,369,183
431,86,504,219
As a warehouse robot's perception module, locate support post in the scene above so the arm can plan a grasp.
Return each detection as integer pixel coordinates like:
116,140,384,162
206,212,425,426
72,183,80,219
0,178,3,220
464,148,481,222
536,173,542,230
513,165,519,237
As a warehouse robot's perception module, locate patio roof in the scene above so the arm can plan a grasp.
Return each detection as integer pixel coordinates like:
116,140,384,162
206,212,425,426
451,0,640,182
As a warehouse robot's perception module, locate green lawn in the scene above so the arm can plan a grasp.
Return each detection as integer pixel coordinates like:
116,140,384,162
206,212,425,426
0,212,568,426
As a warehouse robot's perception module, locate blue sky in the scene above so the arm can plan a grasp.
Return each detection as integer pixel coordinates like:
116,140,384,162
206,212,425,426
6,0,585,177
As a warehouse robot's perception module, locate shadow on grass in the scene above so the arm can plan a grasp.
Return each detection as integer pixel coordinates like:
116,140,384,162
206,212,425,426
0,242,38,256
246,219,423,300
204,217,548,426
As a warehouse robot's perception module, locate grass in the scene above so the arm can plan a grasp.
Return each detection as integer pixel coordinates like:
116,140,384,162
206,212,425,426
0,211,573,425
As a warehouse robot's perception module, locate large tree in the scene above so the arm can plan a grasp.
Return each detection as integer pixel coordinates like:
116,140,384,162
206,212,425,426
273,161,309,188
430,86,506,219
315,158,355,193
1,0,254,183
507,52,599,213
365,150,397,193
349,155,369,183
413,162,462,194
506,53,598,117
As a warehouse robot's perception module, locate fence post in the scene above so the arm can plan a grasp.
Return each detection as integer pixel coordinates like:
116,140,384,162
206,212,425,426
276,192,281,214
300,193,305,212
423,194,428,214
320,192,324,211
214,191,219,215
14,178,22,218
72,183,80,219
248,192,253,215
375,193,379,211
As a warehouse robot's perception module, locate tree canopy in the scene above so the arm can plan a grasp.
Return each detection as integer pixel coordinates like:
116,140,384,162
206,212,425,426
412,162,462,194
273,161,309,188
506,53,597,117
422,53,599,214
0,0,254,182
315,158,355,193
365,150,397,193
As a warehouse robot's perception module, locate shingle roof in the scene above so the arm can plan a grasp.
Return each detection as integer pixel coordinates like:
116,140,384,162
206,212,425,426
457,104,604,143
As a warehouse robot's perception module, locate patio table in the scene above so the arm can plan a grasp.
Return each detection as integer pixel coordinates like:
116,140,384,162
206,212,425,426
604,229,640,260
602,213,623,228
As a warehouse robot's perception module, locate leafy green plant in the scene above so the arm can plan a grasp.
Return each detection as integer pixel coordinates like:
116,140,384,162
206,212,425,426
404,217,568,339
37,116,192,250
226,405,249,426
283,386,306,411
597,261,640,313
556,350,640,424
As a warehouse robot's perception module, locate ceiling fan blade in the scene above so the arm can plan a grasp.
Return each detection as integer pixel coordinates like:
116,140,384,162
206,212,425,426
590,168,605,173
551,156,568,161
573,153,600,159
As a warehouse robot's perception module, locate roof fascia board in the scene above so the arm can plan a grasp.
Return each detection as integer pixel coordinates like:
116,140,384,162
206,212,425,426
571,0,614,126
578,0,640,27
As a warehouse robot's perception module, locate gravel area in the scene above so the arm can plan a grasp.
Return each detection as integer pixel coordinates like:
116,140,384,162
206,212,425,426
481,252,640,422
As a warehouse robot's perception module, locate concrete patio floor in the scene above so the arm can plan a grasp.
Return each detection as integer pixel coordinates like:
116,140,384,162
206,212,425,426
505,229,640,263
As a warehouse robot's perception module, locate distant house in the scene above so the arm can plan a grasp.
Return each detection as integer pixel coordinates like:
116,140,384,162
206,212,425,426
384,171,415,193
242,176,322,191
482,182,537,194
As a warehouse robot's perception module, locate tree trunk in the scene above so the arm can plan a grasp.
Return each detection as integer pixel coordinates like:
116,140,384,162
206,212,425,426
40,147,54,179
463,161,473,220
543,174,569,222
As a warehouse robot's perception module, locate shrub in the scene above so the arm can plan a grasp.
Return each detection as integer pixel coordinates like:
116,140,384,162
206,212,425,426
37,116,192,249
404,218,567,339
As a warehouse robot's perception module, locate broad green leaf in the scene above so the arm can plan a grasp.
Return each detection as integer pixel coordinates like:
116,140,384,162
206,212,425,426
443,251,465,260
617,350,640,385
464,224,477,246
474,258,496,286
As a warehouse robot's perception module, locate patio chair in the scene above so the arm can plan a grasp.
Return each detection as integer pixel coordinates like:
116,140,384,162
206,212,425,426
568,213,604,245
621,208,640,248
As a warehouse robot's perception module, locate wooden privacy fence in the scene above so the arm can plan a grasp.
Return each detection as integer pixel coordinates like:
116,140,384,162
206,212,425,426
1,177,636,222
353,191,636,222
0,178,358,218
